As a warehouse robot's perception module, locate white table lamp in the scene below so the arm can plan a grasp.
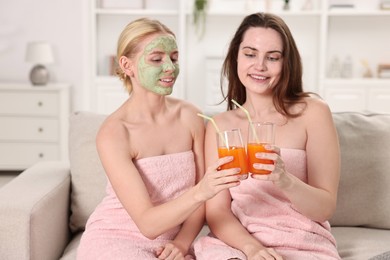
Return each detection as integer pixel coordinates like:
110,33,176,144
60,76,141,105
25,42,54,86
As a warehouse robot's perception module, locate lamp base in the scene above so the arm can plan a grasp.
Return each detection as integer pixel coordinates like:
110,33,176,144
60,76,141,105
30,64,49,86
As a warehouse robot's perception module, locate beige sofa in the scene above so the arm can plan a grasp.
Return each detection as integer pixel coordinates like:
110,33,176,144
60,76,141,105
1,111,390,260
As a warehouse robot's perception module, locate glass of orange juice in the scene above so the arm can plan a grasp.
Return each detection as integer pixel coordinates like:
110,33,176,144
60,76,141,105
217,129,248,180
247,122,275,175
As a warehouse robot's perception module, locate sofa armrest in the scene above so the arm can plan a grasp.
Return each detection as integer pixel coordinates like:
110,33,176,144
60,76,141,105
0,161,71,260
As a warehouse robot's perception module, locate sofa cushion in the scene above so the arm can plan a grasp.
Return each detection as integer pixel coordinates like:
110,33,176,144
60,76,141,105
68,111,107,233
331,227,390,260
60,232,82,260
330,112,390,229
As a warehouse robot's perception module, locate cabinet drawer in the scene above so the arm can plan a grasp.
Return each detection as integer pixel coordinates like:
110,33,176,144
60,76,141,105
0,143,59,170
324,87,366,112
0,117,59,141
0,92,59,116
368,88,390,113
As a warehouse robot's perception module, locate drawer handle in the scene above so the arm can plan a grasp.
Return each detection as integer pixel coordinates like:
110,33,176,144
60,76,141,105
38,127,44,133
37,101,43,107
38,153,44,158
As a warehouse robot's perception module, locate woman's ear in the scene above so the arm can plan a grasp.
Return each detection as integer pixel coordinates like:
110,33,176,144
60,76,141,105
118,56,134,77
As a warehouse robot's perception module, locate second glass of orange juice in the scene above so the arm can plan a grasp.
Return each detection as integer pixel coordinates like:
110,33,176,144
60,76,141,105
247,122,275,175
217,129,248,180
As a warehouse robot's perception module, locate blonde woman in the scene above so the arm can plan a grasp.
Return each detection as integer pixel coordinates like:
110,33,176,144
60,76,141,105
77,18,240,260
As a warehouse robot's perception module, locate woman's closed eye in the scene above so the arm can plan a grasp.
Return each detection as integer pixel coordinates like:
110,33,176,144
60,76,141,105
150,55,178,64
170,53,179,63
150,55,163,63
245,53,256,58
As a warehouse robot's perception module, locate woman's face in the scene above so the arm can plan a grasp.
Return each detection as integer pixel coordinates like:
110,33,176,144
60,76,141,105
237,27,283,95
135,34,180,95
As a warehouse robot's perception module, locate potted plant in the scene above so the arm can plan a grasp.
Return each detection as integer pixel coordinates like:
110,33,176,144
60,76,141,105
193,0,208,39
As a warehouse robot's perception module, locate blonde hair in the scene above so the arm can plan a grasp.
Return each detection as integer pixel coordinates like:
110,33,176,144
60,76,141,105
115,18,176,93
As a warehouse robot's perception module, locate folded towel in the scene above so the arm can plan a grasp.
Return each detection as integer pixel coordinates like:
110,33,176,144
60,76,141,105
194,148,340,260
77,151,196,260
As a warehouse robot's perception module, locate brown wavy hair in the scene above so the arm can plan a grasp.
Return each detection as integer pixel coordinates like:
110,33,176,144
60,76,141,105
221,12,312,117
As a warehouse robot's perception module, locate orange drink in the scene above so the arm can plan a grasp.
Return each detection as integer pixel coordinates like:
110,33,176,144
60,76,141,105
218,146,248,174
217,129,248,178
247,122,275,175
247,143,273,174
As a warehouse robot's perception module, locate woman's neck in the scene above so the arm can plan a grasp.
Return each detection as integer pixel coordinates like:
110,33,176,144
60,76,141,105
243,96,287,126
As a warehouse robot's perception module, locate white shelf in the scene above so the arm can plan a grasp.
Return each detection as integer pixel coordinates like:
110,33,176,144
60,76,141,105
90,0,390,114
328,10,390,16
324,78,390,85
90,0,186,113
95,8,179,15
195,10,322,17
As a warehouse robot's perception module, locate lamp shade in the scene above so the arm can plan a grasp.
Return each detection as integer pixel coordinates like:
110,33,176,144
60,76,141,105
25,41,54,64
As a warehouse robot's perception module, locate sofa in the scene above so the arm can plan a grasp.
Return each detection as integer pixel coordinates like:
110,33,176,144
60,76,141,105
0,111,390,260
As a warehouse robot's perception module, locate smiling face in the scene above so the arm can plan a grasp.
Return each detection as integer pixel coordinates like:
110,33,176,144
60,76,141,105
237,27,283,95
136,34,179,96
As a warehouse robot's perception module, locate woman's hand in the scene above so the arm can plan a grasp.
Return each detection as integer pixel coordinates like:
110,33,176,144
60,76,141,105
247,247,284,260
250,145,291,189
195,156,242,202
154,242,188,260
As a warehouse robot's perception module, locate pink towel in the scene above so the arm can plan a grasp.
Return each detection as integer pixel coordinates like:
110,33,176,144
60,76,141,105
77,151,196,260
194,148,340,260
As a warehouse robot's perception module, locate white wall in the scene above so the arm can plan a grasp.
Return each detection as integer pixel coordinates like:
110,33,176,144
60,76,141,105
0,0,88,111
1,1,388,114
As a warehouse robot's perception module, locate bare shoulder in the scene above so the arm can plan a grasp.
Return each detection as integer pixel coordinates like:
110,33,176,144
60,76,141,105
300,96,334,128
211,109,241,130
96,113,129,147
168,97,204,129
173,97,202,115
302,96,332,118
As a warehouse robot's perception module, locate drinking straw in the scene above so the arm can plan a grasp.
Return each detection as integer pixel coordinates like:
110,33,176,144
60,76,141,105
197,113,228,147
231,99,259,143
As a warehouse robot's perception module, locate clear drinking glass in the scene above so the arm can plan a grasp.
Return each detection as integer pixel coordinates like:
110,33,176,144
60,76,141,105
247,122,275,175
217,129,248,179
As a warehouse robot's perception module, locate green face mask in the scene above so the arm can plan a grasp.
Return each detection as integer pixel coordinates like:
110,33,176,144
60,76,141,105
137,35,180,96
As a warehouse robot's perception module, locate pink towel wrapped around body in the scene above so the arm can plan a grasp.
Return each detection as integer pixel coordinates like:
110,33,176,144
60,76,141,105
77,151,196,260
194,148,340,260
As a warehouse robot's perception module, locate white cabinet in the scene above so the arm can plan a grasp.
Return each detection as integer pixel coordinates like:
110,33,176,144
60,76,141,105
323,79,390,113
323,85,366,112
90,0,390,114
368,87,390,113
0,84,70,170
320,3,390,113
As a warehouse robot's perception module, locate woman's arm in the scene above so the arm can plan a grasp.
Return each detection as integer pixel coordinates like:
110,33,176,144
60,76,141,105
203,120,272,257
285,99,340,221
170,107,207,253
253,99,340,222
96,113,240,240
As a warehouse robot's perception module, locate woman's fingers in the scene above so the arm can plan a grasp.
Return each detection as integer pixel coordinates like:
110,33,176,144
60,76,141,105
251,146,286,182
214,155,234,170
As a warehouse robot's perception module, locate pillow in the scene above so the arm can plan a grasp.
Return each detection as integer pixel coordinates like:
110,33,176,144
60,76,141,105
369,251,390,260
330,112,390,229
68,111,107,233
